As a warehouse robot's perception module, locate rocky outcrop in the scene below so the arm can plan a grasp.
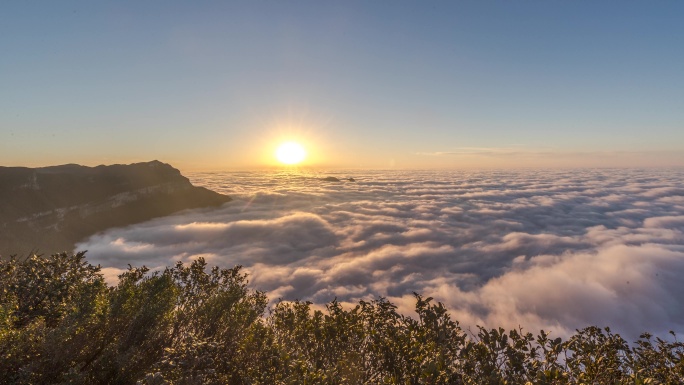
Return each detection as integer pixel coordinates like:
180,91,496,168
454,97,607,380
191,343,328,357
320,176,356,182
0,161,231,256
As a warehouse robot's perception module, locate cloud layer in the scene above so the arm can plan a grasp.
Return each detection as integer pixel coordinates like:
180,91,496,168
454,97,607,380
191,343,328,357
78,169,684,339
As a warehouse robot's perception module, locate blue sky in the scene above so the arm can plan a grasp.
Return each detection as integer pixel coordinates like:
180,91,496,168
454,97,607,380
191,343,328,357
2,1,683,169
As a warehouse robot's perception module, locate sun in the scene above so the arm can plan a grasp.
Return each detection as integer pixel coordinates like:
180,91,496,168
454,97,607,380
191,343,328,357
275,141,307,165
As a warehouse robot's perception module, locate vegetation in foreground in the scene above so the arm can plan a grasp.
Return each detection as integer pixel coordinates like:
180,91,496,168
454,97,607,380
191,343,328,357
0,252,682,385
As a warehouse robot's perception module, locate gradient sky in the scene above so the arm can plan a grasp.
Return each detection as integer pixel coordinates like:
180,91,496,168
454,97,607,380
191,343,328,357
2,1,683,170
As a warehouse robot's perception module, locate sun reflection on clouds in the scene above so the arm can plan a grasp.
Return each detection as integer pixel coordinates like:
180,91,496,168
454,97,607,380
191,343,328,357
111,237,153,253
174,222,230,230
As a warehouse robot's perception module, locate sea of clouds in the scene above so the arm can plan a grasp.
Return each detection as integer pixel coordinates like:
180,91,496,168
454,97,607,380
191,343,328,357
77,169,684,340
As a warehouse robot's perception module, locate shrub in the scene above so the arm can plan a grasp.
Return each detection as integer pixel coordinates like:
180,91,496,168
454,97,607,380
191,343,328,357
1,252,682,384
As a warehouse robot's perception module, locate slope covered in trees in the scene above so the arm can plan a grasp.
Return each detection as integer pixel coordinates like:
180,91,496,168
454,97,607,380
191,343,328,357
0,161,231,257
1,252,682,384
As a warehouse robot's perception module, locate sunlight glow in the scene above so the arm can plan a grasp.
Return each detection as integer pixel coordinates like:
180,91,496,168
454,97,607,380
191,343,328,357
275,142,307,165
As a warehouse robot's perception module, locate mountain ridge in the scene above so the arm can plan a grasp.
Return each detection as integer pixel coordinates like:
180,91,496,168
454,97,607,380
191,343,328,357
0,160,231,257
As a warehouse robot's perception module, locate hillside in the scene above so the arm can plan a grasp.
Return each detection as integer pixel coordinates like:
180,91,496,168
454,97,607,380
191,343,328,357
0,252,681,384
0,161,231,257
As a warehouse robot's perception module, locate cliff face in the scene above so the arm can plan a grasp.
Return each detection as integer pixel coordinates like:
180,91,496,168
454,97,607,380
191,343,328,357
0,160,231,256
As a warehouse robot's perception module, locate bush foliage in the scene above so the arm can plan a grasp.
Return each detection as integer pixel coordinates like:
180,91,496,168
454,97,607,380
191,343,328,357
1,252,682,384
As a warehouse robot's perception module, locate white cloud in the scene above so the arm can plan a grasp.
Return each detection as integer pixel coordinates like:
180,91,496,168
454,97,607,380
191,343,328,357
77,169,684,339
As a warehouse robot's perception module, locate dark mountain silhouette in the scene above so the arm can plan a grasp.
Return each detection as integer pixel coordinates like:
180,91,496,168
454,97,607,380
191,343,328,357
0,160,231,257
321,176,341,182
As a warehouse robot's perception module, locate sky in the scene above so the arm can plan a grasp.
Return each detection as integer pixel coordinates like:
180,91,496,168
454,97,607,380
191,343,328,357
2,1,683,170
